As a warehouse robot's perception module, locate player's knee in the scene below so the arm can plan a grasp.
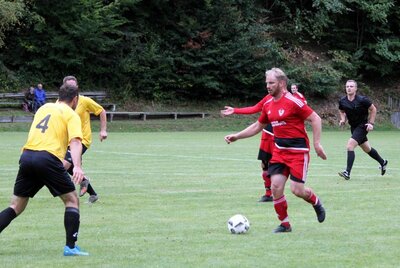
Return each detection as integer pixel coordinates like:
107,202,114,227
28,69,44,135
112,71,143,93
346,145,356,151
291,188,304,197
271,182,284,194
10,196,29,215
290,182,305,197
60,192,79,208
10,203,25,216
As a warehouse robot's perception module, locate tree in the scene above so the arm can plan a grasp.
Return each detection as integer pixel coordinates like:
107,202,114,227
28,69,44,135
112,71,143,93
0,0,25,48
268,0,400,78
118,0,285,100
1,0,127,88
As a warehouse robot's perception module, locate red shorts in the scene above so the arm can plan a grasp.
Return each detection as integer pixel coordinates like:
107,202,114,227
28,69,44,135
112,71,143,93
268,150,310,183
260,132,274,154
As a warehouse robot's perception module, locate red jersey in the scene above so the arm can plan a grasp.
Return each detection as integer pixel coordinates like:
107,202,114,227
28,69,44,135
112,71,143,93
292,92,307,104
258,92,313,153
234,95,274,138
233,95,272,114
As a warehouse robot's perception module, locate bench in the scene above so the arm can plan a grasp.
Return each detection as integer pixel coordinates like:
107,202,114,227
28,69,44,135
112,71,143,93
0,91,108,101
0,115,34,123
0,91,115,111
106,111,209,122
100,103,116,112
0,102,23,108
45,91,108,102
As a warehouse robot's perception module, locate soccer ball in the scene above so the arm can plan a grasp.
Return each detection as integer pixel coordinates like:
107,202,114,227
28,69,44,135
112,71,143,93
227,214,250,234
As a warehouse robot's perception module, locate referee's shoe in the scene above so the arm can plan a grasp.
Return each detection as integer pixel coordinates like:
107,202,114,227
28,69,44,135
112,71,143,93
380,160,388,176
338,170,350,180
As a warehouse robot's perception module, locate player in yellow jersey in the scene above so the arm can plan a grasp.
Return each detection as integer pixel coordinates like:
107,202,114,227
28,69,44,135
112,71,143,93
0,84,89,256
62,75,108,203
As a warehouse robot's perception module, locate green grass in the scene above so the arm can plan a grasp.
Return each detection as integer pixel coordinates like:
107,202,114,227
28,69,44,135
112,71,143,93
0,116,261,132
0,116,398,132
0,131,399,267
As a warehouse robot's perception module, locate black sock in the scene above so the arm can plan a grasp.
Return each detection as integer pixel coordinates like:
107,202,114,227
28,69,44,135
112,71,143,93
67,165,73,176
368,148,384,166
346,151,355,174
87,183,97,196
0,207,17,233
64,207,80,248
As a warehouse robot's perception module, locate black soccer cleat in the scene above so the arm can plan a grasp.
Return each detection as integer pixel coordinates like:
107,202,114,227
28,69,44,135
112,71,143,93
313,200,326,223
338,170,350,180
273,224,292,233
380,160,388,176
258,195,273,202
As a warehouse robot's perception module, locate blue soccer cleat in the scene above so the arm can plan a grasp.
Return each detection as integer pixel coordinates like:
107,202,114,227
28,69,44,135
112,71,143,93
63,245,89,256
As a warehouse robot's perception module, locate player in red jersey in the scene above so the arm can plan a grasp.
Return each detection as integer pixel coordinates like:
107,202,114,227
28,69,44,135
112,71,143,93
290,84,307,104
224,68,327,233
221,95,274,202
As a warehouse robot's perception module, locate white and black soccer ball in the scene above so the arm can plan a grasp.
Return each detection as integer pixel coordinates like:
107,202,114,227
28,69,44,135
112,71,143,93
227,214,250,234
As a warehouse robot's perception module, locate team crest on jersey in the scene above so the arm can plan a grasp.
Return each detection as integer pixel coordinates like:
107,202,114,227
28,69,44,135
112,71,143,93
278,109,285,116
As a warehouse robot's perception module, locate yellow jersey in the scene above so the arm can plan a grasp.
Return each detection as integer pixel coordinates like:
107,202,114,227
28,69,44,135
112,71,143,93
75,95,104,148
23,102,83,161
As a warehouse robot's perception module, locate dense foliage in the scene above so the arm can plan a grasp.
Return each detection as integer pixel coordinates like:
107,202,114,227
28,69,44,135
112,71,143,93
0,0,399,100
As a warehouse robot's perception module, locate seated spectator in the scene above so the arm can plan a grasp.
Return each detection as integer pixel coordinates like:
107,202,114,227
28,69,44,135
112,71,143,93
22,86,35,113
33,83,46,112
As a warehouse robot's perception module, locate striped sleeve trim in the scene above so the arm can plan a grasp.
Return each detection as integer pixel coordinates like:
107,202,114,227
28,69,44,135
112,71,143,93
285,94,304,107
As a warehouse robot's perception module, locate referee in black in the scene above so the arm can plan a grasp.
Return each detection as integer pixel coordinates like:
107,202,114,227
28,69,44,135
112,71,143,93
338,79,388,180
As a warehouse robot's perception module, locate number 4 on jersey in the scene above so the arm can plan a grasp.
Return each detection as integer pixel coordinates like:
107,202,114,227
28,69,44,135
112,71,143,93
36,114,51,133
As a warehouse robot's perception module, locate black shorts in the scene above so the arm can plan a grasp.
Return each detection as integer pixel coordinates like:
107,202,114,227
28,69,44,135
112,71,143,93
64,144,88,164
258,148,272,162
268,162,304,183
351,124,368,145
13,150,75,197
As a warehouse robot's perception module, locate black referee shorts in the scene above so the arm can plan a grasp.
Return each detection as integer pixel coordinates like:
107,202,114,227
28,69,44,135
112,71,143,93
14,150,75,198
351,124,368,145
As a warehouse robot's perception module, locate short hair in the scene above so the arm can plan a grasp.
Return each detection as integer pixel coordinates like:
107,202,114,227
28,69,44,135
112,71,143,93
265,68,288,84
59,84,79,102
63,75,78,85
346,80,357,88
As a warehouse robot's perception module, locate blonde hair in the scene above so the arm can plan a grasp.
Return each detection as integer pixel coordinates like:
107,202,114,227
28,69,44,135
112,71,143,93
265,68,288,84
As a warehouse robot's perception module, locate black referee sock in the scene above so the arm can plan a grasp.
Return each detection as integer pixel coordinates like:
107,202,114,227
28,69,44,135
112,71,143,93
64,207,80,248
0,207,17,233
368,148,384,166
346,151,355,173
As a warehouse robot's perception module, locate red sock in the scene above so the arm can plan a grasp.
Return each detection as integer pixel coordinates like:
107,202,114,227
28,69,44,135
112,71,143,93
304,188,319,206
262,170,272,196
273,195,290,227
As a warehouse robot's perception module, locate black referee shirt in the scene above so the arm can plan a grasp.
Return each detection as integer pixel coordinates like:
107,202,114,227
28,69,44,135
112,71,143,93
338,95,372,127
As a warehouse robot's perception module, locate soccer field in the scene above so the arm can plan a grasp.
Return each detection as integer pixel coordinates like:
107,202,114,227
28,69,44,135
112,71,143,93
0,131,399,267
